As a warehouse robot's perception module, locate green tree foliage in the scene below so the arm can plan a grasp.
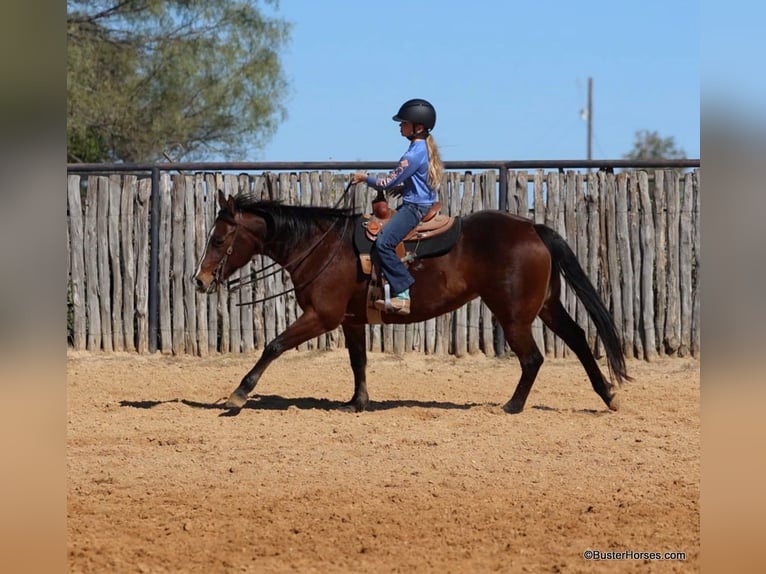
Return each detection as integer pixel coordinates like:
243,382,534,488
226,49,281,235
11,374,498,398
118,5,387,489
623,130,686,161
67,1,291,162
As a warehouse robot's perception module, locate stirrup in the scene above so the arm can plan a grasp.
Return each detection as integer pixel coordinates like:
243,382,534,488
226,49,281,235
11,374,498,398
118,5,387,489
374,285,410,314
373,297,410,314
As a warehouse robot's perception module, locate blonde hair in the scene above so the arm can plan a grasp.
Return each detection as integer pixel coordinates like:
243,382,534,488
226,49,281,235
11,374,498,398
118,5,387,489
426,135,444,191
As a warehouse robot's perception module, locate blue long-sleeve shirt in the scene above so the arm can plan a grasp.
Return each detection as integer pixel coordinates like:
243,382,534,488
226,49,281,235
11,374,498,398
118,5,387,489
365,139,436,205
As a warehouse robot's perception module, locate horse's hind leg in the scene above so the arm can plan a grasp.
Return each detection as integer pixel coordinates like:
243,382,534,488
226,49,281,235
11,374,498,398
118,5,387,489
341,322,369,412
501,321,544,413
538,299,620,411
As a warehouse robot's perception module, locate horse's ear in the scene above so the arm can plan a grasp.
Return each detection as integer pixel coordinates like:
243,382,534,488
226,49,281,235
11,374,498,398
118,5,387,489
217,189,227,210
226,195,237,214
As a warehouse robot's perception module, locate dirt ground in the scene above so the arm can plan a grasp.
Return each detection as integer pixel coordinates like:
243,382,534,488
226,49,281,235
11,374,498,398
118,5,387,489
67,349,700,573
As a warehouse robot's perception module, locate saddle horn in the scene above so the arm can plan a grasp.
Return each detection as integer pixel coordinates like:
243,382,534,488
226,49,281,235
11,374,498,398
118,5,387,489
372,189,390,219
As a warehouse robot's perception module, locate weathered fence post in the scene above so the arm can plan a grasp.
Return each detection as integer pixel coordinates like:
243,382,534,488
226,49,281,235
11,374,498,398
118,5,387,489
68,175,87,350
628,174,644,359
653,170,667,356
135,177,151,353
691,170,700,357
615,173,634,358
638,171,658,361
193,173,208,356
96,176,112,352
665,171,681,355
121,175,137,352
679,172,694,357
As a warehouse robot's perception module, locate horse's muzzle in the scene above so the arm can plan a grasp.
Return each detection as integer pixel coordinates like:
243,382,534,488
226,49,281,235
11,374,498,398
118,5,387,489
194,274,217,294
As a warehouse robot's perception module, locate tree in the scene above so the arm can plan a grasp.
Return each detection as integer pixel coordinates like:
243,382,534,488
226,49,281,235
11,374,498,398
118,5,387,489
67,1,291,163
623,130,686,161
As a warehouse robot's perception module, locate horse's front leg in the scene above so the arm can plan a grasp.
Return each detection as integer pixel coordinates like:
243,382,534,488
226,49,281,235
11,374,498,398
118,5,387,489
341,322,368,412
225,308,330,409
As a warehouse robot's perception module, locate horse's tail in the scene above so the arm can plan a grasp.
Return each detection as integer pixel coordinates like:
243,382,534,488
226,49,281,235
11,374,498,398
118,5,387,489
533,224,632,384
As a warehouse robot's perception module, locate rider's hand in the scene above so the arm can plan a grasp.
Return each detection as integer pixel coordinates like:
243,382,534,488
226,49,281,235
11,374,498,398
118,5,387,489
351,172,367,185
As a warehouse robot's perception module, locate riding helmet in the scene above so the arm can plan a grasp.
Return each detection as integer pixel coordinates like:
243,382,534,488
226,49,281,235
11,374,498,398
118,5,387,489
392,98,436,131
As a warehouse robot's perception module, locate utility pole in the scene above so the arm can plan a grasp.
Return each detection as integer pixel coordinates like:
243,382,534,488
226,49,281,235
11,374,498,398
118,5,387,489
588,78,593,160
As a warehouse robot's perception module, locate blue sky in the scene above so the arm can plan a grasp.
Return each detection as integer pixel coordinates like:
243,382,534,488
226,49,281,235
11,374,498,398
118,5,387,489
255,0,700,163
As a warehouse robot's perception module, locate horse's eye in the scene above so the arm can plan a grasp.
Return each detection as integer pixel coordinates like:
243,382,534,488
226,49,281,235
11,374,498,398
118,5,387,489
211,236,225,247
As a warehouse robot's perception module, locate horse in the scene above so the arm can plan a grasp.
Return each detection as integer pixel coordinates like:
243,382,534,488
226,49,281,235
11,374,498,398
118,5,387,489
194,189,630,413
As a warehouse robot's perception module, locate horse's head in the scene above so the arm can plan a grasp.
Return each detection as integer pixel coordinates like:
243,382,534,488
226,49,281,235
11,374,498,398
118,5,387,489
194,190,267,293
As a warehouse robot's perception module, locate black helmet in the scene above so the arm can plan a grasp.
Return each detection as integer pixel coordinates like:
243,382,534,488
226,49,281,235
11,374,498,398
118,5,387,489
392,98,436,131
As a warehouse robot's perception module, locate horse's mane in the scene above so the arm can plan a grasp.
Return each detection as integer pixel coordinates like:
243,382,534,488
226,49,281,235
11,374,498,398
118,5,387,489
232,195,356,250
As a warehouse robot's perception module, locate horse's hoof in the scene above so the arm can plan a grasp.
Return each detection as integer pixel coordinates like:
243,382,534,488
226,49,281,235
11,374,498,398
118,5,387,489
338,401,366,413
607,392,621,412
502,401,524,414
225,391,248,409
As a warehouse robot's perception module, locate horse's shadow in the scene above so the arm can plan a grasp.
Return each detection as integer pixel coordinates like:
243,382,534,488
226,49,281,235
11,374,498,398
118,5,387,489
119,397,609,417
530,404,611,416
119,395,482,416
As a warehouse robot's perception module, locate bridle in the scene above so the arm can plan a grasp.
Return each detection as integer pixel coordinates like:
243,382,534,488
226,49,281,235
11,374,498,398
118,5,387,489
211,215,243,288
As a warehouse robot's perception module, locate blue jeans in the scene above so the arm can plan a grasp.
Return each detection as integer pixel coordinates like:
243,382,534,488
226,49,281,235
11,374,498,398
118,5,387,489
373,202,431,295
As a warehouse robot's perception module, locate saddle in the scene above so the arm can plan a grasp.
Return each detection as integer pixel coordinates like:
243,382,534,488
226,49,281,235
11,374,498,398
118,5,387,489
364,201,453,242
353,198,460,276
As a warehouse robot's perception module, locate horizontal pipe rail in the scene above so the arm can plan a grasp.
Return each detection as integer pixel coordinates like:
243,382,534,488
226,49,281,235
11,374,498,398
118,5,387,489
67,158,700,173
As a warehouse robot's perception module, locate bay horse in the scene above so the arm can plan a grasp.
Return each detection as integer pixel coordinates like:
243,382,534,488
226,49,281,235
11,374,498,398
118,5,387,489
194,189,630,413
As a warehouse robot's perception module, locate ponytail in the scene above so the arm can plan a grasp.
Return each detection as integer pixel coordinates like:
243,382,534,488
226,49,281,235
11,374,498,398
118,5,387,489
425,135,444,191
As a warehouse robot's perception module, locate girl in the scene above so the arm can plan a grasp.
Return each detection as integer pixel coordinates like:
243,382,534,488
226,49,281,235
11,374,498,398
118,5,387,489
352,98,444,314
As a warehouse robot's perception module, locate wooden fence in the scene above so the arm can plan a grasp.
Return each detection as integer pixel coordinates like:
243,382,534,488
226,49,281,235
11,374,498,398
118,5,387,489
67,168,700,360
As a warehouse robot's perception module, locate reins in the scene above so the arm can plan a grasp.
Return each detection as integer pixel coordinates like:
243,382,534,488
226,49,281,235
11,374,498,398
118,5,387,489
235,215,351,307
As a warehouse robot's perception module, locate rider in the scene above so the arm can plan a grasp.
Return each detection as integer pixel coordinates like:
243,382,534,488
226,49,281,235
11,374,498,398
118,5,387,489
352,98,444,315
